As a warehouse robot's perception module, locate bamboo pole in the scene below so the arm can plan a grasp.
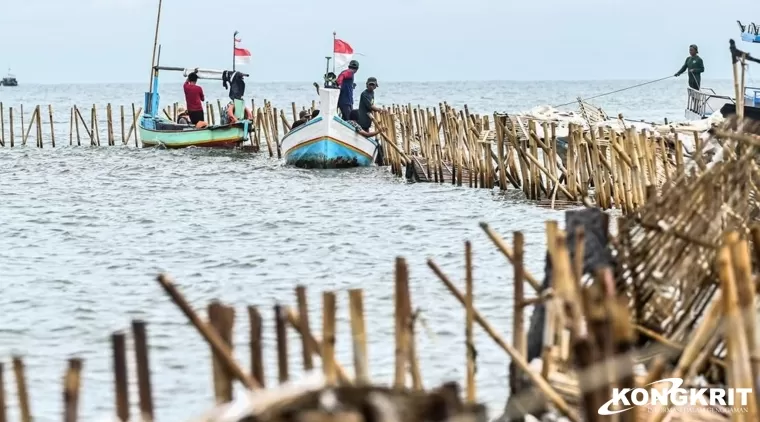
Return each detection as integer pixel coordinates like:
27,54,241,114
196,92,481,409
465,241,476,403
48,105,55,148
348,288,369,384
112,332,130,422
322,291,337,386
63,358,83,422
275,304,289,384
12,357,30,422
0,102,4,147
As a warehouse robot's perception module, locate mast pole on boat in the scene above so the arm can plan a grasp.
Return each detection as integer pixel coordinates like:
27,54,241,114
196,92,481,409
232,30,238,72
332,31,336,74
148,0,163,93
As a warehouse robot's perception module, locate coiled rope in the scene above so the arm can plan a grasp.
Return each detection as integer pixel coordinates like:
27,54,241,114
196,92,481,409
553,75,674,108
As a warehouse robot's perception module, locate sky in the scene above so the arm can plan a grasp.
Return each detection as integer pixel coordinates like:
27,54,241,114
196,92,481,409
0,0,758,83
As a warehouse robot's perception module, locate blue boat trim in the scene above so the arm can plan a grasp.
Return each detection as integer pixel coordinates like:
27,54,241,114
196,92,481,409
286,137,374,168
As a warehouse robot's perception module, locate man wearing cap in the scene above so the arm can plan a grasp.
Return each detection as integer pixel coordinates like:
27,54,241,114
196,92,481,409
336,60,360,120
674,44,704,90
357,77,382,132
291,110,311,130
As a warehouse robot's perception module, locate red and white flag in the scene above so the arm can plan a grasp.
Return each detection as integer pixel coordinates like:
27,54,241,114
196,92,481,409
234,33,251,66
333,38,354,69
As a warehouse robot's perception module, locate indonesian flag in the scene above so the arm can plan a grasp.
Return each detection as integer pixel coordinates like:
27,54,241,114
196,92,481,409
333,38,354,70
234,32,251,66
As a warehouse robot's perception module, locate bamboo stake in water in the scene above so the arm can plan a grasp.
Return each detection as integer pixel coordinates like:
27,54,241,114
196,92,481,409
394,257,409,388
465,241,476,403
22,106,37,146
208,302,235,403
48,105,55,148
248,306,265,387
284,308,352,384
322,291,337,386
348,288,369,384
63,358,83,422
107,103,114,146
295,286,314,371
35,106,42,148
274,304,289,384
20,104,25,145
0,102,4,147
132,321,154,421
12,356,30,422
0,362,6,422
9,108,13,147
112,332,130,422
120,105,126,145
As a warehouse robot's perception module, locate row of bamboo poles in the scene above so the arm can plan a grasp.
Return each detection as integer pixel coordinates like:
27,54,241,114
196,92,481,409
0,231,510,421
2,216,752,421
0,100,306,153
370,103,697,215
0,99,698,214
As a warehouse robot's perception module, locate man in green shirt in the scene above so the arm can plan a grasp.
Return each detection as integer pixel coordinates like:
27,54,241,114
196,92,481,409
674,44,705,90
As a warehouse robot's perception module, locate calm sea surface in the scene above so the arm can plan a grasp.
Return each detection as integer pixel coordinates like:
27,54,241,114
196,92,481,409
0,79,734,421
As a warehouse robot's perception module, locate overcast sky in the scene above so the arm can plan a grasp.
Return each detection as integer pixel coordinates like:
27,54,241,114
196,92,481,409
1,0,758,83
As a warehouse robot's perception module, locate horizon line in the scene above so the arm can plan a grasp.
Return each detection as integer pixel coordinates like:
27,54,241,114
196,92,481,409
6,77,737,85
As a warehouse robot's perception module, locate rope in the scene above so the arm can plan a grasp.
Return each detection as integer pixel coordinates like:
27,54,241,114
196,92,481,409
553,75,674,108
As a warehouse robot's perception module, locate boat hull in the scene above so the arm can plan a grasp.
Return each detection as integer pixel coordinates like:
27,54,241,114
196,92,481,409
138,118,249,149
281,88,379,169
282,116,378,168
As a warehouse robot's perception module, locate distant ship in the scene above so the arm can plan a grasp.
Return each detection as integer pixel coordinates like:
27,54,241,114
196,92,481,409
0,68,18,87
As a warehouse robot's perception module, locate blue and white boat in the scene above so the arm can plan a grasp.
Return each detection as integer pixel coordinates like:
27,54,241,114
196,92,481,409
739,21,760,44
280,77,381,169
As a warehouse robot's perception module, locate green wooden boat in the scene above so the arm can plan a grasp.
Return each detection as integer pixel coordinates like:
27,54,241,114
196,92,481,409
140,68,252,149
139,1,252,149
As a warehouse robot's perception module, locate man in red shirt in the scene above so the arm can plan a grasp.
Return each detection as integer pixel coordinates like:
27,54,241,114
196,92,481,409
183,72,205,124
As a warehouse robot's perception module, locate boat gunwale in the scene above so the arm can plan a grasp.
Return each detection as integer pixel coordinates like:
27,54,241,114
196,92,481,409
280,116,324,142
138,120,249,134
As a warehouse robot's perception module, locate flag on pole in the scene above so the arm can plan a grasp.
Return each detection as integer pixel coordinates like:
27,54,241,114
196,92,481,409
234,33,251,66
333,38,354,69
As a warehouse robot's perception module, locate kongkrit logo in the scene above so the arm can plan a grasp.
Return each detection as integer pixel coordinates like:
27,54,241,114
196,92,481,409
598,378,753,415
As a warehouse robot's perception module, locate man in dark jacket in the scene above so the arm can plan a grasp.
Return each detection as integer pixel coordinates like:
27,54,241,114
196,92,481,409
336,60,359,119
357,77,382,131
291,110,310,130
674,44,705,90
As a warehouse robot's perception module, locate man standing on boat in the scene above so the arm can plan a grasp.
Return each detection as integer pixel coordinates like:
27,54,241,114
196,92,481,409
184,71,206,124
674,44,704,90
336,60,360,119
357,77,382,131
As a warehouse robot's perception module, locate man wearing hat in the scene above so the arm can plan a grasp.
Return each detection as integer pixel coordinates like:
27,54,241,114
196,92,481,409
674,44,704,90
357,77,382,131
176,106,193,125
291,110,311,130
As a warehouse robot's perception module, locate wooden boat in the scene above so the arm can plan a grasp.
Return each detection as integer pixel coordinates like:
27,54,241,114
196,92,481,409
139,66,251,149
138,0,252,149
0,68,17,87
280,63,381,168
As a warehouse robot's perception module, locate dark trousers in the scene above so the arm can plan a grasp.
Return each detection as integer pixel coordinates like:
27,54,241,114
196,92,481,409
338,104,352,120
188,110,205,124
688,74,700,90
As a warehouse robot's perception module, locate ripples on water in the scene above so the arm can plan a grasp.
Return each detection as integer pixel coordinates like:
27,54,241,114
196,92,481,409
0,145,566,420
